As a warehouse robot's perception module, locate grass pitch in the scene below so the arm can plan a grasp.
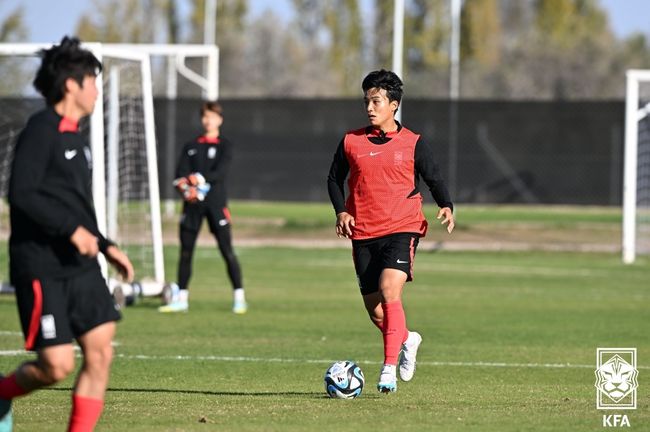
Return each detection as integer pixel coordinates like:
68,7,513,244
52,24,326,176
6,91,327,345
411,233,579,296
1,244,648,431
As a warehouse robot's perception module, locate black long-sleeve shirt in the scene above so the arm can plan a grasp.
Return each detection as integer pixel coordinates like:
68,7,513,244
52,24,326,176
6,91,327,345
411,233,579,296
8,107,112,282
327,124,454,215
175,135,233,207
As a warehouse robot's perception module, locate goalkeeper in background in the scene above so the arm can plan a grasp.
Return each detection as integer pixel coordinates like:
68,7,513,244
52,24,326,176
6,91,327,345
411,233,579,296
0,36,134,432
327,69,454,393
160,101,246,314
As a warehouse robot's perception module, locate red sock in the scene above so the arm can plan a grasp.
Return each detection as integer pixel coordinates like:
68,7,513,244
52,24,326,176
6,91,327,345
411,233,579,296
382,300,407,365
0,373,29,400
68,395,104,432
401,326,409,344
372,315,409,343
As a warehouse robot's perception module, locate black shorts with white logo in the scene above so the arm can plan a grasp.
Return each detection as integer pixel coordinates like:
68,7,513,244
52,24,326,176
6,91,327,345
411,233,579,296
14,267,121,351
351,232,420,295
180,201,231,233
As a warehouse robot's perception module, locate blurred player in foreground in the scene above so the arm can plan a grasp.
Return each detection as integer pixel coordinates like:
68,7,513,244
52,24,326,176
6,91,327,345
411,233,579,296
160,102,246,314
327,69,454,393
0,36,134,432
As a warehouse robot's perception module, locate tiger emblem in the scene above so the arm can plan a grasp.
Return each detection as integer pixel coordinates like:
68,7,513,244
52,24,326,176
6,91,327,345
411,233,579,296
595,354,639,403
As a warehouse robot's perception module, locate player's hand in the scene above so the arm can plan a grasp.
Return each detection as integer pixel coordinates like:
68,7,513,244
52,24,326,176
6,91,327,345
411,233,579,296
105,245,134,283
335,212,355,238
70,226,99,257
436,207,455,234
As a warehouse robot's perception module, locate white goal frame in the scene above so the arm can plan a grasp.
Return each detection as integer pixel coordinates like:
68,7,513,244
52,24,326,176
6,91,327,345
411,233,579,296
0,43,165,285
622,69,650,264
0,42,218,290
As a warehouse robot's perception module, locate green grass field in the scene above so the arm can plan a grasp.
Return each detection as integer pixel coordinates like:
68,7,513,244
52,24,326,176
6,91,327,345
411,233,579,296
0,204,649,431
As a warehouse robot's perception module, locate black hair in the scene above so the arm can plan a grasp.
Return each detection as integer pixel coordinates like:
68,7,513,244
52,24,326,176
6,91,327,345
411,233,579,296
33,36,102,106
362,69,403,108
200,101,223,117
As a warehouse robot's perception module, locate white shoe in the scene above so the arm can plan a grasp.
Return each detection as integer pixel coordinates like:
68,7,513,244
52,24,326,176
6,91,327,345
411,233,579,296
232,299,248,314
399,331,422,382
377,364,397,393
158,301,188,313
162,283,180,305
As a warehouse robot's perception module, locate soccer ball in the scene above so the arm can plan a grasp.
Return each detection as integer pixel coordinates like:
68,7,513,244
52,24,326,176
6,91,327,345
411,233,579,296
324,361,364,399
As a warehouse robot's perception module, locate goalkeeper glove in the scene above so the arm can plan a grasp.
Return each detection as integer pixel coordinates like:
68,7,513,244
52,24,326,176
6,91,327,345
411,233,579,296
187,172,206,187
173,177,189,194
175,173,210,202
184,186,199,203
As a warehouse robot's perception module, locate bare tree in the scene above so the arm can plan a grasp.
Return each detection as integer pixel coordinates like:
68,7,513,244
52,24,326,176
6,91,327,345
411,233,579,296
0,3,29,95
76,0,168,43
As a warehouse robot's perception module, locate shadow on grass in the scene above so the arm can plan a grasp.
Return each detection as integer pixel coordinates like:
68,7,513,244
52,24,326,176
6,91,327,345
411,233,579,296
46,387,326,398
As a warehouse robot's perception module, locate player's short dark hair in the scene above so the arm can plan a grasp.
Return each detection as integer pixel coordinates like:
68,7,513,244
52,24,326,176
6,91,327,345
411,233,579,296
362,69,403,106
200,101,223,117
33,36,102,106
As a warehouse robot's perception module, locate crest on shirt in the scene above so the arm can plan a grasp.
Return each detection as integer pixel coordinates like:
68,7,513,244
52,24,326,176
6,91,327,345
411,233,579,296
208,147,217,159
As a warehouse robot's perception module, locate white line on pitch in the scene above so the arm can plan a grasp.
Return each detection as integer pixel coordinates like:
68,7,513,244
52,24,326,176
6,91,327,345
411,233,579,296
2,350,647,370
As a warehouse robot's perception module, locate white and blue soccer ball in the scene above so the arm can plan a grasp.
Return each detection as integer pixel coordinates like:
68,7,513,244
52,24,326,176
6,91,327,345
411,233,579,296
324,361,364,399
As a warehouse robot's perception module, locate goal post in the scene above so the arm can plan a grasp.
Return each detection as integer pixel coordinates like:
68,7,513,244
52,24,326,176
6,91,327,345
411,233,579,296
623,69,650,264
0,42,222,297
0,42,219,300
100,46,165,288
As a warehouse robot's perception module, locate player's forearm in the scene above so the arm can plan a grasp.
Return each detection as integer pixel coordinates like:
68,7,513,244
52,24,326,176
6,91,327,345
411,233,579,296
327,178,347,214
414,140,454,210
203,159,230,184
9,191,79,238
327,140,349,214
427,182,453,211
175,152,192,179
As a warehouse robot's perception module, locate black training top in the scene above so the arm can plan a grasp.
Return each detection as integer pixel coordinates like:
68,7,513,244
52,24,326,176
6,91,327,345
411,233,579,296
327,122,453,215
8,107,111,283
176,135,233,207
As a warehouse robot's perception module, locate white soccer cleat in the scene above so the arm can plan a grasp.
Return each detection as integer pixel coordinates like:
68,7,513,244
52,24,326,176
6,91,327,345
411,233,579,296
0,396,11,432
377,364,397,393
232,299,248,314
158,301,188,313
162,283,180,305
399,331,422,382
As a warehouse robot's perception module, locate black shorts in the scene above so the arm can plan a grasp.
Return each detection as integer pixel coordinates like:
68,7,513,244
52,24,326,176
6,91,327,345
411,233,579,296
14,268,121,351
180,202,231,233
352,233,420,295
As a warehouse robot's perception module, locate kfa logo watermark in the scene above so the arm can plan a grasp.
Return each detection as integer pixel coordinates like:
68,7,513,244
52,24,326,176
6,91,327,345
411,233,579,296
595,348,638,428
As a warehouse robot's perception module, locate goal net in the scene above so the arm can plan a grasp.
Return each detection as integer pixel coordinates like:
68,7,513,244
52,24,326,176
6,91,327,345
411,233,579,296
0,44,164,293
623,70,650,264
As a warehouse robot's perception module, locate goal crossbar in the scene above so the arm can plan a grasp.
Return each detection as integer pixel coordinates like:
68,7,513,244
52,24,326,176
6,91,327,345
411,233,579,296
0,43,195,285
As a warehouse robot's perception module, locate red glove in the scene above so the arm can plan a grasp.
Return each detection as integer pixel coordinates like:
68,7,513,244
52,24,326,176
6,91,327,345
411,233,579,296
173,177,189,194
187,172,206,186
184,186,199,203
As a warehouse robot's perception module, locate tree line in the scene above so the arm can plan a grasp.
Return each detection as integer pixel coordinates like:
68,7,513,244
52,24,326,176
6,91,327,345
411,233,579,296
1,0,649,99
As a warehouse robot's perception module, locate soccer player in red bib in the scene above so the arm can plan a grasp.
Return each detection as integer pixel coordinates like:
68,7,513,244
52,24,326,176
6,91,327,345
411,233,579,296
0,36,134,431
327,69,455,393
159,102,246,314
